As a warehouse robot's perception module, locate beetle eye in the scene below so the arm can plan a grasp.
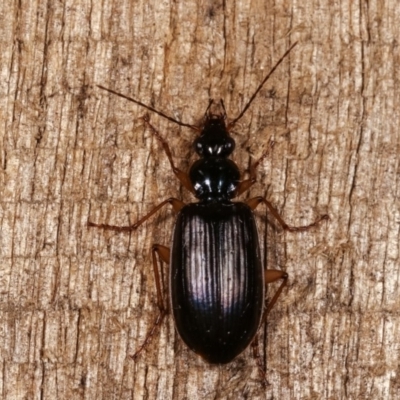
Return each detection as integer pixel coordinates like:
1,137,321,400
194,135,235,157
194,138,205,155
222,138,235,155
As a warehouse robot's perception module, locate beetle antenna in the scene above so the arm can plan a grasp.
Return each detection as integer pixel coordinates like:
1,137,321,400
228,41,298,129
220,99,227,119
204,99,214,116
97,85,198,131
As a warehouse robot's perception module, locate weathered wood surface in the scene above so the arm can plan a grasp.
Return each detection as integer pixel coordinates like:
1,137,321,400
1,0,399,399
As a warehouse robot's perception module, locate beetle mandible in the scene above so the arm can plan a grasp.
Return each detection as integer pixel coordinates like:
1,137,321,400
88,41,328,377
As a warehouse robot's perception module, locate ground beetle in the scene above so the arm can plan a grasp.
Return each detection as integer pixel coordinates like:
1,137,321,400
88,42,328,380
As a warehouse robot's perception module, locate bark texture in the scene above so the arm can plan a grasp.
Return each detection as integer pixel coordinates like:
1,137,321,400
1,0,399,399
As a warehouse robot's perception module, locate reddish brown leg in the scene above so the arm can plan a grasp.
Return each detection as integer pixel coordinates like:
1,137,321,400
235,140,275,196
246,196,329,232
131,244,170,360
87,197,185,232
264,270,289,318
142,115,195,194
251,335,270,387
88,198,182,360
251,270,288,385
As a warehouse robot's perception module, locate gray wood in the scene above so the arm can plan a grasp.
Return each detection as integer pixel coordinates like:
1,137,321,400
1,0,399,399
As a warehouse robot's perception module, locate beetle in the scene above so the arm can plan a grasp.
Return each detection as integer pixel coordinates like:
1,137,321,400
88,41,328,378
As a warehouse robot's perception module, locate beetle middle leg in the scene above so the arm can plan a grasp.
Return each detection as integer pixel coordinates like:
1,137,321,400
246,196,329,232
131,244,170,360
87,197,185,231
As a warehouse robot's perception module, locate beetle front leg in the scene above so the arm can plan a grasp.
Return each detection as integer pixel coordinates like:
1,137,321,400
235,140,275,196
246,196,329,232
87,197,185,232
141,115,195,194
131,244,170,361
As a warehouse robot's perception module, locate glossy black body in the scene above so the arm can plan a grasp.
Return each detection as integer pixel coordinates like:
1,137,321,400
171,202,264,363
93,44,302,371
170,115,264,363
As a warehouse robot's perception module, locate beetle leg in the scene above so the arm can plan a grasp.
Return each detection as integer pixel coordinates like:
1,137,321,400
235,140,275,196
151,244,170,312
250,272,288,386
131,244,170,361
245,196,329,232
141,115,195,194
87,197,185,232
251,334,270,387
264,270,288,317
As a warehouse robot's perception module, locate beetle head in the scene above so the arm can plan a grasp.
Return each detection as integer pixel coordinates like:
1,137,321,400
194,101,235,157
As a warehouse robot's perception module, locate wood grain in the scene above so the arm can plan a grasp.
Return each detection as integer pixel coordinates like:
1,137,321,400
1,0,399,399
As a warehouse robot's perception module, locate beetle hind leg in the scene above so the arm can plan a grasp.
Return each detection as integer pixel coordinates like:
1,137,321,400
264,269,288,317
251,335,270,387
130,244,170,361
249,270,288,386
